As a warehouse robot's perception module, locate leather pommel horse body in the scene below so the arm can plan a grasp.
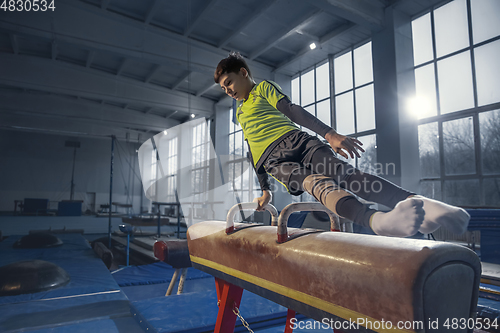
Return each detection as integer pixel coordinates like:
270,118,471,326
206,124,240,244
187,203,481,333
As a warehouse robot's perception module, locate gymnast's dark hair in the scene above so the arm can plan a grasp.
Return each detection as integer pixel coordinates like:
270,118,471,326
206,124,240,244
214,52,252,83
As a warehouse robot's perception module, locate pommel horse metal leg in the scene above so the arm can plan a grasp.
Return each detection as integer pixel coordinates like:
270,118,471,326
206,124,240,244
214,277,244,333
165,269,180,296
284,309,296,333
164,267,188,296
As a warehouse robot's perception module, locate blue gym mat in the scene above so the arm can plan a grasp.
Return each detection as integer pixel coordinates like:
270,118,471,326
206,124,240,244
112,261,212,286
130,289,291,333
0,233,139,333
478,297,500,321
0,234,121,305
111,261,292,332
255,318,334,332
112,262,215,301
0,290,131,332
2,232,500,333
467,209,500,264
24,317,143,333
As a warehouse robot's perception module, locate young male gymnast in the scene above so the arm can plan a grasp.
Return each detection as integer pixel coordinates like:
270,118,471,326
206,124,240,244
214,52,470,237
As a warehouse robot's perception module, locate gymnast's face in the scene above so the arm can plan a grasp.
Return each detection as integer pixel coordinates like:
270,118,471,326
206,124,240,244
219,68,252,101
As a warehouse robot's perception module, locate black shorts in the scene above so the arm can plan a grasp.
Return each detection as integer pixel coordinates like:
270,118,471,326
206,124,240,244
262,131,351,196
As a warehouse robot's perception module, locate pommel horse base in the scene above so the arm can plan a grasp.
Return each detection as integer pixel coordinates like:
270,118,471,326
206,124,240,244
185,202,480,333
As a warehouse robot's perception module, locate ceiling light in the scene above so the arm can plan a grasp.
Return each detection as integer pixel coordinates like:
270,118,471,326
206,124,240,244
163,130,168,135
191,114,195,118
309,42,317,50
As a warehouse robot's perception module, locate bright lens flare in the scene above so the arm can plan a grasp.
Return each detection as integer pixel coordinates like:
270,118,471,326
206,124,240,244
407,96,432,119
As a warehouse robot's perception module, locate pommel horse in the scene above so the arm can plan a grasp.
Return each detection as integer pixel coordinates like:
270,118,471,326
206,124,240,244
171,202,481,332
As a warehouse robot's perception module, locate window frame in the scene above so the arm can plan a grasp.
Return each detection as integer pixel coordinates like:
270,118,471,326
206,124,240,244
228,108,261,205
331,41,377,172
413,0,500,206
190,121,211,205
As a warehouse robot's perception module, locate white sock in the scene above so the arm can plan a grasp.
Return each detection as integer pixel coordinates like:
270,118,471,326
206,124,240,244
413,195,470,235
370,198,425,237
418,220,441,234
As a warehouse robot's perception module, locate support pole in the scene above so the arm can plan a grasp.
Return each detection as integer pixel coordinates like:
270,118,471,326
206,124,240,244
177,203,180,239
177,267,188,294
214,277,243,333
126,232,130,266
70,146,77,201
166,269,181,296
157,203,161,238
284,309,296,333
108,136,115,249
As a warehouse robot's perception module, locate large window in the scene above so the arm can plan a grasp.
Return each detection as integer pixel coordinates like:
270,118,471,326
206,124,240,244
291,61,331,202
191,122,210,205
165,137,178,203
291,61,331,137
412,0,500,206
148,135,177,209
333,42,377,174
228,109,261,204
290,44,376,202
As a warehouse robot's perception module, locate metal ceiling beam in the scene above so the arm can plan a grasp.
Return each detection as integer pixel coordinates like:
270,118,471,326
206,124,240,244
165,110,178,119
145,65,161,83
196,83,218,97
0,53,214,117
72,0,273,76
51,41,58,60
218,0,280,48
116,58,129,76
86,50,95,68
0,91,179,132
101,0,111,10
172,72,191,90
203,14,296,56
184,0,219,37
0,1,274,80
306,0,384,31
296,31,320,43
374,0,390,5
0,111,149,142
215,95,233,108
249,9,322,60
275,22,357,72
9,34,18,54
144,0,162,25
273,45,296,55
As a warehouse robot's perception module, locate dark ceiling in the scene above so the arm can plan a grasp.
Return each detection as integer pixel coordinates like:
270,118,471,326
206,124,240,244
0,0,447,140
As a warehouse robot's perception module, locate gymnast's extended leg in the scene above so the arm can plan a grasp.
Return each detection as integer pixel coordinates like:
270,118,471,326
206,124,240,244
301,146,469,235
266,159,425,237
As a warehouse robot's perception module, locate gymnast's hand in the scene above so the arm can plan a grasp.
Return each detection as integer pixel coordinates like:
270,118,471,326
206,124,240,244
253,190,272,211
324,129,364,159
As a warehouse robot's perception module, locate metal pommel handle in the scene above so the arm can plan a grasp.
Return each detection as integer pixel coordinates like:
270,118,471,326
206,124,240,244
226,202,278,234
277,202,340,243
